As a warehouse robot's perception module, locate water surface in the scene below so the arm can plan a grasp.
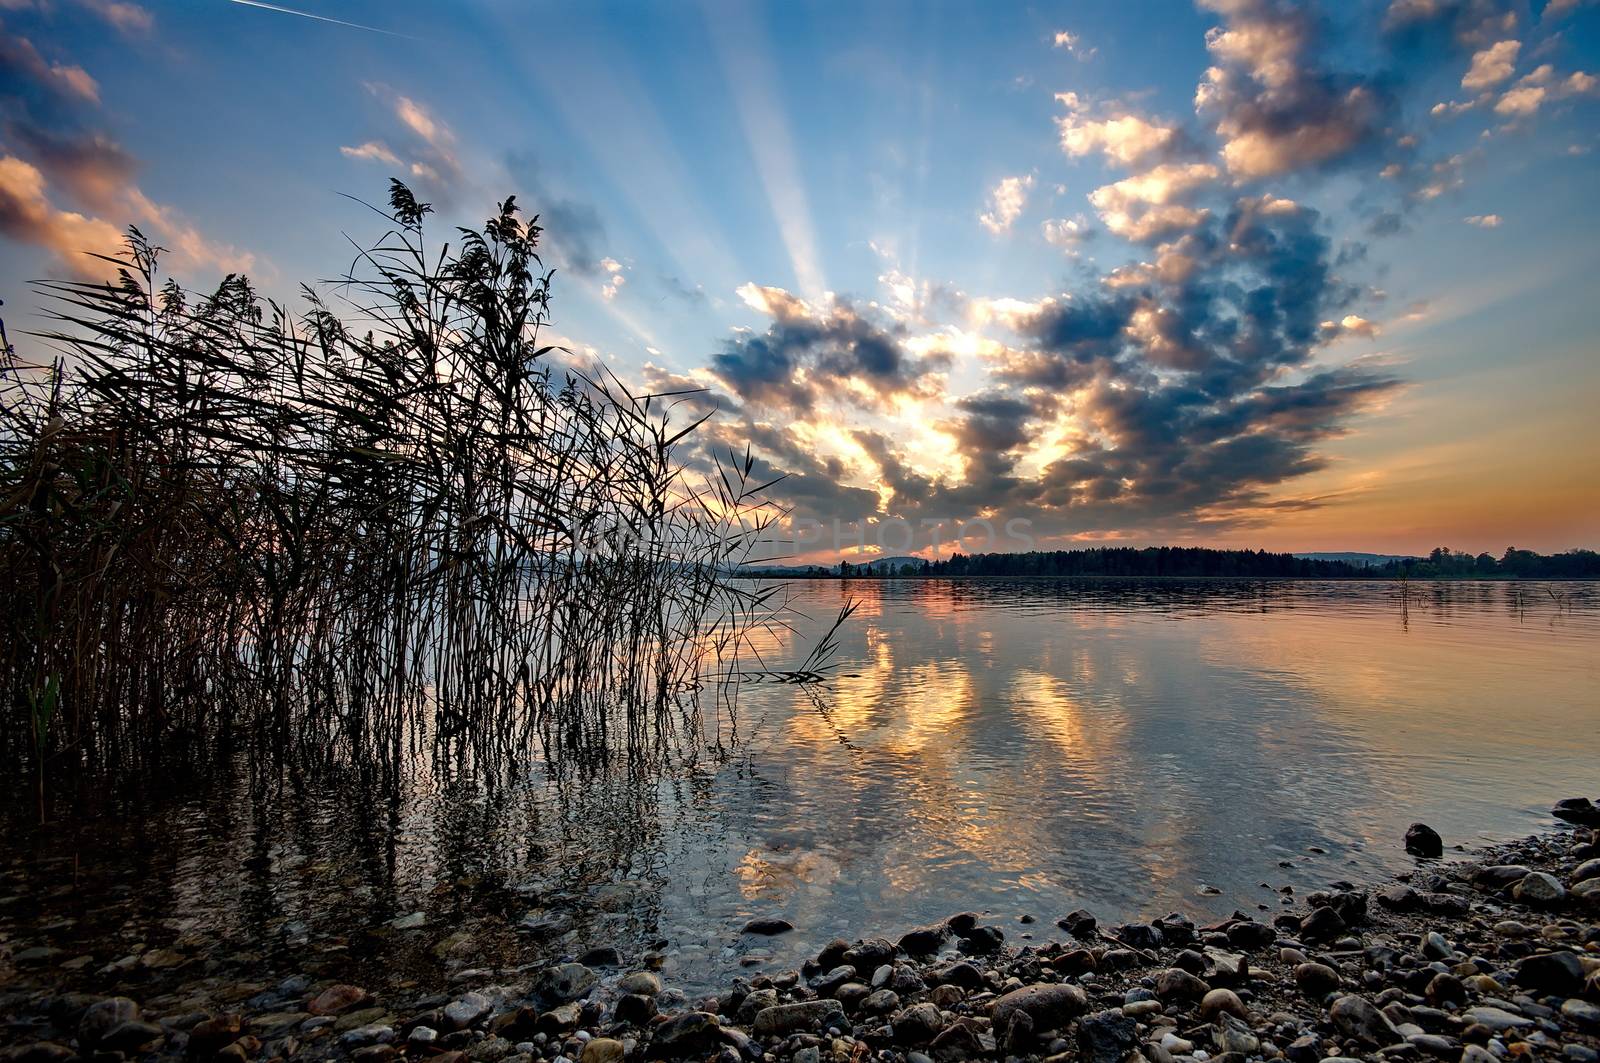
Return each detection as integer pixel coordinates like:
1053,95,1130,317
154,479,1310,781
3,579,1596,994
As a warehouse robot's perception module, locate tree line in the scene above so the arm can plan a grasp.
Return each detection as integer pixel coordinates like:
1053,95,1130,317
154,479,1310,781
819,546,1600,579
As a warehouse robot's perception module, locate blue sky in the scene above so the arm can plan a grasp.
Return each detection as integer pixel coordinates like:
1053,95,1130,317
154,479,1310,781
2,0,1598,555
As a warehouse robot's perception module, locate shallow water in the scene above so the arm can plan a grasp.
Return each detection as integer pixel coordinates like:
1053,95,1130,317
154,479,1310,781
3,578,1597,995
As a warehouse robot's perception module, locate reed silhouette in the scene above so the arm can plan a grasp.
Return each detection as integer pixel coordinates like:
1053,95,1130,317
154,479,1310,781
0,182,792,816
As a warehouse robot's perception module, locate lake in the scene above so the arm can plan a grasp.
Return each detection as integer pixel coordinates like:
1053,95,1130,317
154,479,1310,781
3,578,1596,995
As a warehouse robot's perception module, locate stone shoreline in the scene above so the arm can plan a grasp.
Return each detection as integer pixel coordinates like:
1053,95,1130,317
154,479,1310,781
4,799,1600,1063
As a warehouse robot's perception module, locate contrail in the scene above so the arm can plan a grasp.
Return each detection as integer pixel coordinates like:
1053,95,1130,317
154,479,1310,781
227,0,414,39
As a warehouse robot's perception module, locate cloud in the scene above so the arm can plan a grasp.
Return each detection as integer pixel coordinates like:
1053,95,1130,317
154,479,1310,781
1052,29,1097,60
1056,95,1181,166
1087,162,1220,242
1461,39,1520,90
76,0,153,35
340,140,402,166
710,285,949,412
1543,0,1592,19
600,256,626,301
348,83,463,193
0,25,99,104
1041,215,1091,250
1195,0,1394,179
0,21,255,280
978,174,1034,234
0,153,125,277
1463,212,1501,226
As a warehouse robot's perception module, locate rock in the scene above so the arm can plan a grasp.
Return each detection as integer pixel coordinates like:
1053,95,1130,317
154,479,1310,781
1329,994,1400,1046
1379,884,1421,911
1051,948,1096,974
1474,864,1533,888
309,986,370,1016
1299,905,1345,942
1153,912,1196,945
1422,930,1453,960
1199,988,1247,1021
1424,972,1465,1007
816,939,850,968
740,918,793,935
1155,968,1210,1000
1513,871,1566,904
1226,919,1275,949
991,983,1088,1032
1214,1013,1259,1056
529,964,597,1009
897,926,947,955
812,964,857,997
1295,962,1342,998
999,1009,1033,1055
1574,878,1600,904
843,939,896,971
445,993,492,1030
1077,1010,1137,1063
580,1038,625,1063
1461,1006,1533,1032
1405,823,1444,858
862,990,900,1014
835,982,870,1009
1405,1032,1458,1058
891,1003,944,1045
929,1021,982,1061
619,971,661,996
1552,797,1600,827
1285,1033,1321,1063
1561,998,1600,1029
1113,923,1161,950
1573,857,1600,883
1515,950,1585,995
578,946,623,967
391,912,426,929
78,998,142,1048
100,1021,164,1053
188,1014,244,1055
614,994,656,1026
932,962,984,989
752,1001,844,1037
538,1003,582,1034
956,925,1003,953
1057,909,1097,936
649,1012,721,1057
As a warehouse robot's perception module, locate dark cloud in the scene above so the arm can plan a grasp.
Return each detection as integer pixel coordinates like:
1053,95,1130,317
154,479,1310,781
710,288,949,412
1196,0,1401,180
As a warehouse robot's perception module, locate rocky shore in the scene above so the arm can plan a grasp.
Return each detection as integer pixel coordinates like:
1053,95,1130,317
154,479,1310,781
5,799,1600,1063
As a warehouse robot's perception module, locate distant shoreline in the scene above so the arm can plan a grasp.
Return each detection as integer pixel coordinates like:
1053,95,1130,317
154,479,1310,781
740,573,1600,582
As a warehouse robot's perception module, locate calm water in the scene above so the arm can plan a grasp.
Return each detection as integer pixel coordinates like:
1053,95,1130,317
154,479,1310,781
3,579,1597,994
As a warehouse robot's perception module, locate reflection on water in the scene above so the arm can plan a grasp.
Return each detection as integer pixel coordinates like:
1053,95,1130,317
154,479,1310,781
3,579,1597,993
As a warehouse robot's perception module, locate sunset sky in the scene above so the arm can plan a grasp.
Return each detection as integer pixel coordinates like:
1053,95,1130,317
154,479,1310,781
2,0,1597,558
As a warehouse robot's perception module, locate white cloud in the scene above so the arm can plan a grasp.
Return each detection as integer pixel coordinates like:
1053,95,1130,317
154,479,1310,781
1041,215,1090,250
1052,29,1096,60
1464,213,1502,227
979,174,1035,235
340,141,402,166
1056,98,1177,166
1461,39,1520,91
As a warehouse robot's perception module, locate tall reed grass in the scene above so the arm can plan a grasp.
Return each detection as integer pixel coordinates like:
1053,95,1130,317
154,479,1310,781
0,182,787,811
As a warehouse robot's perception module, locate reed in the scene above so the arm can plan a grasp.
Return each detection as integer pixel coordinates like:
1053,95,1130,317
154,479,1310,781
0,182,788,810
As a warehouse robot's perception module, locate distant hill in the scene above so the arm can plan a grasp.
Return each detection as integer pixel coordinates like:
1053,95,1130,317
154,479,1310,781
1294,552,1419,567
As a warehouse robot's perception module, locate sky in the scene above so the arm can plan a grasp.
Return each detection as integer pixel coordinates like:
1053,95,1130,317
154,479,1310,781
1,0,1597,560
